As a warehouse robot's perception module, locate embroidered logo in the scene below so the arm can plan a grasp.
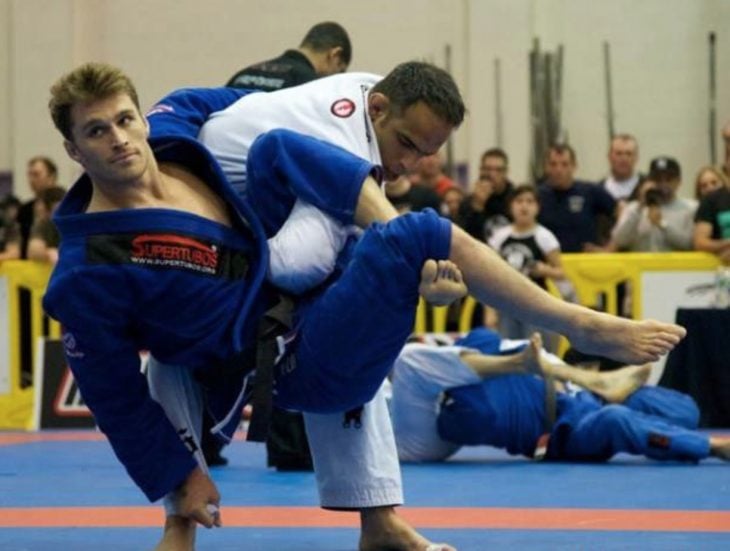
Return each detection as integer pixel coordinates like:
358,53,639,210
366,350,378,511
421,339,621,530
330,98,356,118
62,332,85,359
145,103,175,117
130,234,218,274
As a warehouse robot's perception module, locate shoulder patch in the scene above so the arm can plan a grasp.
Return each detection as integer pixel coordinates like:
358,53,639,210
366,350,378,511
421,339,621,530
330,98,356,118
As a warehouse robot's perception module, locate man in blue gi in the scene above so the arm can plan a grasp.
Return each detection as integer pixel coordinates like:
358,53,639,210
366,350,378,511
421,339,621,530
391,329,730,464
44,62,686,551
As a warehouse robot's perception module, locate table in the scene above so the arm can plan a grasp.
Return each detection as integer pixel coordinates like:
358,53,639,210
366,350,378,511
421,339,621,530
659,308,730,427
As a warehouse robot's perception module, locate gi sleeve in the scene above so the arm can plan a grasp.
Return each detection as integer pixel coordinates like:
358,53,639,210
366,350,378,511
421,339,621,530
246,128,380,235
43,268,198,502
146,87,254,140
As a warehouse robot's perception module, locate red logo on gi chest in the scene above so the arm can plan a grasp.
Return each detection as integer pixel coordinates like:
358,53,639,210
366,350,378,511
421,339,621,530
330,98,356,118
131,234,218,272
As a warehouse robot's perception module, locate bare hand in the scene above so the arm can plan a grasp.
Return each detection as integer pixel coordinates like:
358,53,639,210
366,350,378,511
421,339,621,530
173,467,222,528
647,205,662,226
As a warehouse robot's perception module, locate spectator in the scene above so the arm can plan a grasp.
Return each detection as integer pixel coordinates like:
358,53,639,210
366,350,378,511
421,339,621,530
0,195,21,262
226,22,351,91
442,186,464,221
459,148,514,242
413,152,455,197
694,165,728,200
386,174,442,214
17,156,58,257
612,157,696,252
27,186,66,265
488,185,566,351
537,144,616,252
694,181,730,264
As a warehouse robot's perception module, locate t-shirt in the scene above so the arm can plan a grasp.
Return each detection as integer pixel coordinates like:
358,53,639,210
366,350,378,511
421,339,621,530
226,50,316,92
489,224,560,289
695,186,730,239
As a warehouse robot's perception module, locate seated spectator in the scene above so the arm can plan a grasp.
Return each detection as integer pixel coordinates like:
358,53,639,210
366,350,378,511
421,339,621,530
26,186,66,264
17,156,58,257
459,147,514,242
694,165,728,200
487,185,567,351
537,144,616,252
413,152,455,197
694,182,730,264
0,195,21,262
612,157,696,252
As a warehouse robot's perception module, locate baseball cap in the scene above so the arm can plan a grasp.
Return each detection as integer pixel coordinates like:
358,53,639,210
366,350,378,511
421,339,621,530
648,156,681,180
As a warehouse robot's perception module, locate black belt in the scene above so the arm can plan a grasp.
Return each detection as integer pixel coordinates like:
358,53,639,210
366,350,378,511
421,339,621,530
246,295,295,442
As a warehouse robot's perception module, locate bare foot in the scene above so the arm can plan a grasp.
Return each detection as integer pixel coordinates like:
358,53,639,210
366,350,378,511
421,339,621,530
154,515,196,551
520,332,544,376
571,315,686,365
710,437,730,461
586,364,652,403
418,259,467,306
359,506,456,551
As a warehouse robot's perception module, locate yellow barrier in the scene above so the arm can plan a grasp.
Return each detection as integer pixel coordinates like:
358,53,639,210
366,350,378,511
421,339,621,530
0,260,59,430
414,251,720,334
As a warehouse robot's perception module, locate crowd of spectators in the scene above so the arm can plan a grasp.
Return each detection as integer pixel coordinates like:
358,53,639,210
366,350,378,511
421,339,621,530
387,124,730,341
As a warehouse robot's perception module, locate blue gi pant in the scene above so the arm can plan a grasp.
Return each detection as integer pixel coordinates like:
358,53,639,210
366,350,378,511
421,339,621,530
275,209,452,413
556,387,710,462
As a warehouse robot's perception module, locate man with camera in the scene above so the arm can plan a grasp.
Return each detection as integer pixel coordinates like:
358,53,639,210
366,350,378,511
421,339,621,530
612,156,697,252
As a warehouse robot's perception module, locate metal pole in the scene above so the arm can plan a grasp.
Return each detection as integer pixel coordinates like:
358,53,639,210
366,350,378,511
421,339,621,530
603,41,615,144
444,43,455,177
494,57,503,147
709,32,717,165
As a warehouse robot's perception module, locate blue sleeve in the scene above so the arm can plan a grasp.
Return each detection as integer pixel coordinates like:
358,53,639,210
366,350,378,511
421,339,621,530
146,87,256,140
43,267,197,502
246,128,380,236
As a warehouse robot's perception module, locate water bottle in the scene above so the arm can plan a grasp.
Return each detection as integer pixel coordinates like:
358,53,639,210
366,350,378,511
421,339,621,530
714,266,730,308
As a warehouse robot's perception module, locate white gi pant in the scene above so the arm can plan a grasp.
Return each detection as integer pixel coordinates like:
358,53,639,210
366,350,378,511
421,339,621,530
147,357,401,515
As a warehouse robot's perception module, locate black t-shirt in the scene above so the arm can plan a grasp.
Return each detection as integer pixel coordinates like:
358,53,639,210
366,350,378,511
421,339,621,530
226,50,317,91
388,184,441,214
695,186,730,239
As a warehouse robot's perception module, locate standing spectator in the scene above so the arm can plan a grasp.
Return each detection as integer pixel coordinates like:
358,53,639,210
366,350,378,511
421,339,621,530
17,156,58,257
537,144,616,252
694,184,730,264
26,186,66,265
0,195,21,262
459,148,514,242
694,165,728,200
488,185,566,351
600,134,643,203
413,152,455,197
612,157,696,252
226,22,351,91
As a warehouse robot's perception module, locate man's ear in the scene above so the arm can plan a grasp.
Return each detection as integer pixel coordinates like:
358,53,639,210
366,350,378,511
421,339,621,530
64,139,82,164
367,92,390,120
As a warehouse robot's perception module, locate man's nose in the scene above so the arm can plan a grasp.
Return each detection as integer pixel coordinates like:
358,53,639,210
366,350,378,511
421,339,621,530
110,127,129,147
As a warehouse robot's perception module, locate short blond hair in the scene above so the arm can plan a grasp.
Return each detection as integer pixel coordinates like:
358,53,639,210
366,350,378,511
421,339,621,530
49,62,140,140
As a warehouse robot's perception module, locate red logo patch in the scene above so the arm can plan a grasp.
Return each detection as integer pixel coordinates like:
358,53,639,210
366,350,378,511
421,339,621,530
131,234,219,274
330,98,356,118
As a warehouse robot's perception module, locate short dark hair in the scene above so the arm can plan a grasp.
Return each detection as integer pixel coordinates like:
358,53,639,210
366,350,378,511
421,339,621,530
508,184,539,206
28,156,58,179
481,147,508,166
300,22,352,65
38,185,67,211
371,62,465,128
547,143,577,163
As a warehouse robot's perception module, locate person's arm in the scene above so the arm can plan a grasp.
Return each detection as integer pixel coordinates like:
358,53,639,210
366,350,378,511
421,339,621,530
0,222,21,261
662,206,695,250
694,220,730,253
611,201,642,249
146,87,252,140
43,269,199,503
